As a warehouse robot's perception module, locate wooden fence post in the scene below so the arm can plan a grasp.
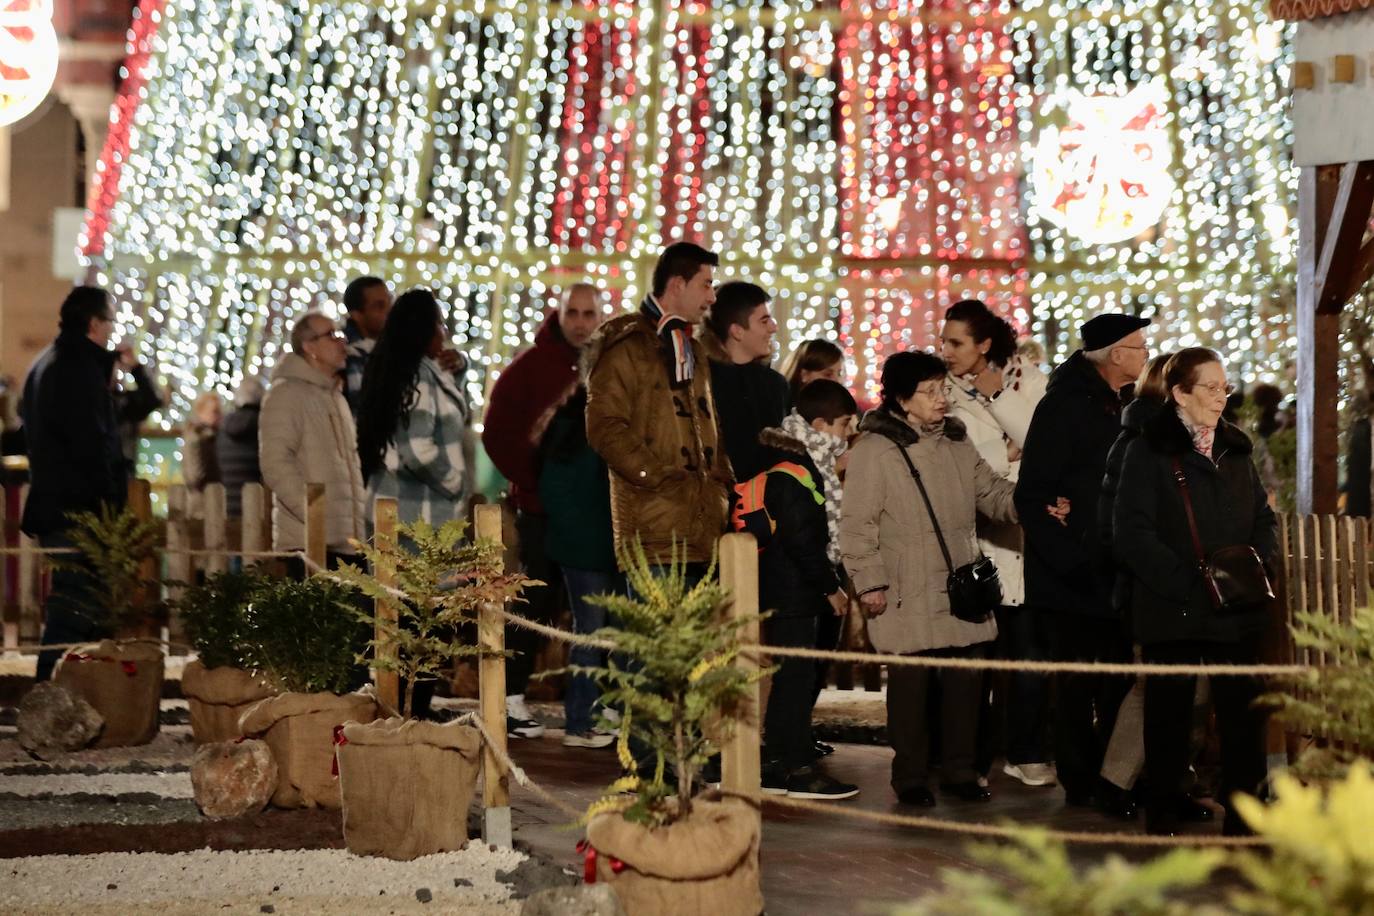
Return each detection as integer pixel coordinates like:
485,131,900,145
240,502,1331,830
17,485,38,646
127,479,160,642
241,483,267,561
304,483,327,573
372,497,400,715
475,502,511,847
165,486,192,649
1,486,11,651
203,483,228,577
719,532,762,827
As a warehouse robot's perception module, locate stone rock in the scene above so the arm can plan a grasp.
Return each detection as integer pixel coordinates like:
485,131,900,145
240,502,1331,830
16,683,104,759
190,739,278,819
520,884,626,916
498,858,579,899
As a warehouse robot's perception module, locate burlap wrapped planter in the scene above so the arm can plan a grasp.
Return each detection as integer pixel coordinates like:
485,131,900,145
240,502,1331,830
335,717,482,860
238,690,378,809
181,660,278,744
52,640,164,748
584,800,763,916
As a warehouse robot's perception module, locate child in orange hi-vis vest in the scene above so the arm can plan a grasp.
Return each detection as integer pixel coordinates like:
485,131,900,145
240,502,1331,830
734,379,860,801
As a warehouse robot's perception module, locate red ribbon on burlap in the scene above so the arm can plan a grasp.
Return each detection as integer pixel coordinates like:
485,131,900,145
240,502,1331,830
63,653,138,677
331,724,348,777
576,840,624,884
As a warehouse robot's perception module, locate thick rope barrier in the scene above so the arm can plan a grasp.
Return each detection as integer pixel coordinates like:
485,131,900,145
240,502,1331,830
713,790,1268,847
494,606,1311,678
459,711,587,821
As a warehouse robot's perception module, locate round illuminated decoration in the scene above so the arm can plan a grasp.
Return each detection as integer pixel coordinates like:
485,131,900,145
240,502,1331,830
0,0,59,128
1030,80,1176,246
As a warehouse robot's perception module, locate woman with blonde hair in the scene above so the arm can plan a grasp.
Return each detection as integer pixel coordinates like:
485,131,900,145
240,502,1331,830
182,391,223,519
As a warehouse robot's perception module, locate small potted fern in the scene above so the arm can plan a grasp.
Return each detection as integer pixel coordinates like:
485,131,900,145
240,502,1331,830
236,576,377,809
51,505,165,748
576,543,767,916
178,569,279,743
327,517,533,860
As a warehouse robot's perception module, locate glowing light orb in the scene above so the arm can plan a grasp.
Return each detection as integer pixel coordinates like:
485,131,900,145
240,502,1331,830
1031,80,1176,246
0,0,58,128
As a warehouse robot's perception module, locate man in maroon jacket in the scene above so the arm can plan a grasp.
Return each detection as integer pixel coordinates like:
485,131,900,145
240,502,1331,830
481,283,603,737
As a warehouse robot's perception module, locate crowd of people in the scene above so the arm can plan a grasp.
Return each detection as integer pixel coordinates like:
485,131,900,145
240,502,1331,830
15,241,1300,835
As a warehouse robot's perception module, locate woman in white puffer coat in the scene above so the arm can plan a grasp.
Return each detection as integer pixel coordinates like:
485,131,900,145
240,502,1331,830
940,299,1052,790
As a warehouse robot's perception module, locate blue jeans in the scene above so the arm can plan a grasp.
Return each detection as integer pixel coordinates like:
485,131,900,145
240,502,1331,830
36,532,110,682
562,567,621,735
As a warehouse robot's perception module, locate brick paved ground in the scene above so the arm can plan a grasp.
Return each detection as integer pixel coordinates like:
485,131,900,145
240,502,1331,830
503,729,1222,915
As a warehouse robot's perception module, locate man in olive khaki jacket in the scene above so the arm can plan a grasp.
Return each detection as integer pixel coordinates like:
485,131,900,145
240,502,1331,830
259,311,367,555
585,242,733,569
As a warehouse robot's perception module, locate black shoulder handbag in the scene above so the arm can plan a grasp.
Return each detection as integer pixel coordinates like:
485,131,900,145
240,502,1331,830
886,436,1001,624
1171,459,1274,615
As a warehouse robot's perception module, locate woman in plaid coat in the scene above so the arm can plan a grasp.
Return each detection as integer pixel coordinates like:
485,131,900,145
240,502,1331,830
356,289,471,526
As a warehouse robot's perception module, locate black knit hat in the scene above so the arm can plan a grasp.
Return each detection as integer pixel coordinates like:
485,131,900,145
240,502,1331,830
1080,313,1149,351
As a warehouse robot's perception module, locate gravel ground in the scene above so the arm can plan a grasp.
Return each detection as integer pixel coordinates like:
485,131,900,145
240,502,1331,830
0,847,529,913
0,771,191,799
0,797,201,831
0,726,195,768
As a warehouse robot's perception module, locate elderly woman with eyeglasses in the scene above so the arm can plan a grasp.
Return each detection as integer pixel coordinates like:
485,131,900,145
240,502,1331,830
840,351,1018,807
1112,347,1277,837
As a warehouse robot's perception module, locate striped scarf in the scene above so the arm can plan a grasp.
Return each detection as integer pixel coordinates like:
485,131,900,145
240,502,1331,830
781,410,848,565
640,294,695,386
1177,407,1215,461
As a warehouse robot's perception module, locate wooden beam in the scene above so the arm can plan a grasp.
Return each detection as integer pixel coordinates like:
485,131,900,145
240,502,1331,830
1296,166,1347,515
1314,161,1374,314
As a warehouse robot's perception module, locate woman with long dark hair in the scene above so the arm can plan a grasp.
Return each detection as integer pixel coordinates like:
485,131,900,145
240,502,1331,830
356,289,471,525
939,299,1051,789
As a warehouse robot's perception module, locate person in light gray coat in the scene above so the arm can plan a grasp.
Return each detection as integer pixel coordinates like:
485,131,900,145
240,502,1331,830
840,351,1017,807
259,312,366,556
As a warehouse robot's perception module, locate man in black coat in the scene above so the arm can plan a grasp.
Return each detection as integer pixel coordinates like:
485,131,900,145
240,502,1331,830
217,375,265,518
21,287,130,681
1014,313,1149,816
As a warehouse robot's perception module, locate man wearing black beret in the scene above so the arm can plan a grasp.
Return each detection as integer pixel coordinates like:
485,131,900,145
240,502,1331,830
1014,312,1149,819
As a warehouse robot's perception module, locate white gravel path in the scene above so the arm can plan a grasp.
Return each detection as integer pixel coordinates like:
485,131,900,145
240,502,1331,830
0,771,192,798
0,846,528,913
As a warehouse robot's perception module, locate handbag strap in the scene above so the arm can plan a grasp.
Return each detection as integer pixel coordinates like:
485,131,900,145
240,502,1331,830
881,434,956,575
1171,458,1209,575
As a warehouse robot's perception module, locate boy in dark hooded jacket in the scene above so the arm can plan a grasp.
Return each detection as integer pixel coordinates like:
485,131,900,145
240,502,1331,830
736,379,859,800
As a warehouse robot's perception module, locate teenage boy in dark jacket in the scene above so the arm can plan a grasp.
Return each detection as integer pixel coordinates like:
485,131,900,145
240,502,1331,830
740,379,858,800
705,281,791,481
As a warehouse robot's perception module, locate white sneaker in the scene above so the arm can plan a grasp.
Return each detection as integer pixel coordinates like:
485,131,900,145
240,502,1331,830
562,731,615,749
1003,762,1057,787
506,695,546,739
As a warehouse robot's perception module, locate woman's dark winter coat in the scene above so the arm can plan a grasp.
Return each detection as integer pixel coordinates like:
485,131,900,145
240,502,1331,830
754,427,841,619
1112,407,1278,646
1097,396,1164,615
1015,351,1128,618
217,404,262,518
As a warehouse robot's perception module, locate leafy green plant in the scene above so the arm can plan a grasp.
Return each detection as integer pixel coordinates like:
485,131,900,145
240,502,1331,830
243,577,370,695
1230,767,1374,915
1264,606,1374,780
893,767,1374,915
177,569,270,670
892,829,1226,916
58,504,162,633
575,541,770,828
329,517,533,719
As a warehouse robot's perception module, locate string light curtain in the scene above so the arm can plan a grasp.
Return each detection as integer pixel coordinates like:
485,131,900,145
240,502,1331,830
84,0,1293,418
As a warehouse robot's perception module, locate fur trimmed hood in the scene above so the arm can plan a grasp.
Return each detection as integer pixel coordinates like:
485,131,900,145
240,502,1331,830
758,426,807,458
857,404,967,446
579,312,654,384
1142,405,1254,458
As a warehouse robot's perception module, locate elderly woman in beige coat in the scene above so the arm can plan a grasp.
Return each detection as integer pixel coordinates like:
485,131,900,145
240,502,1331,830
840,351,1017,807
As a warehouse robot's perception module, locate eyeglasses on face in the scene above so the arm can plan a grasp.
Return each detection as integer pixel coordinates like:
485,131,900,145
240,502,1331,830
1193,382,1235,398
308,329,345,343
914,384,947,400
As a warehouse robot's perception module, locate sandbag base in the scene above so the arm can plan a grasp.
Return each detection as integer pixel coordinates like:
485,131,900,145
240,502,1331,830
238,690,378,809
53,640,164,748
585,801,762,916
182,660,279,744
336,717,482,860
